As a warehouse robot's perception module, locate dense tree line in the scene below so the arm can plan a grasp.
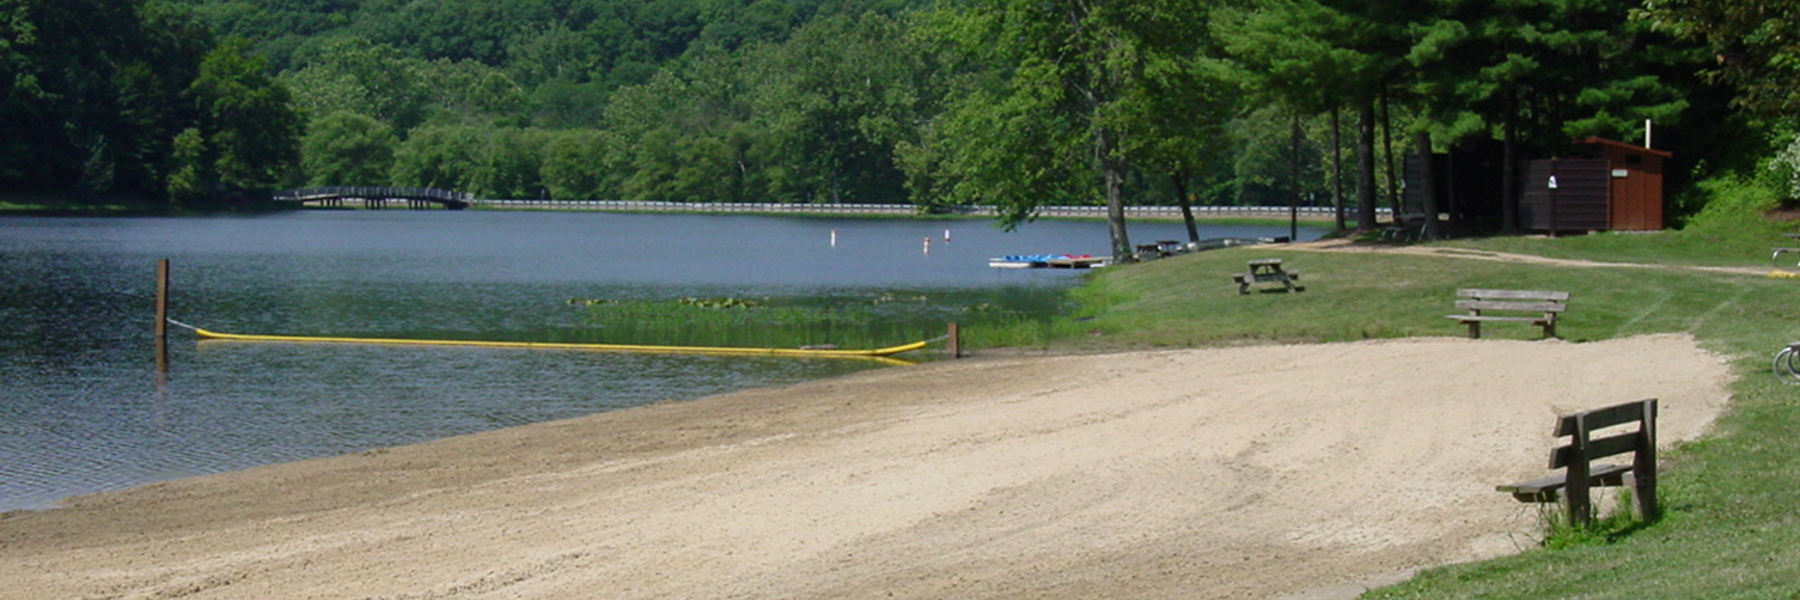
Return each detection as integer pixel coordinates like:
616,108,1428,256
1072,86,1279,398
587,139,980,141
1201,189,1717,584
8,0,1799,247
2,0,299,204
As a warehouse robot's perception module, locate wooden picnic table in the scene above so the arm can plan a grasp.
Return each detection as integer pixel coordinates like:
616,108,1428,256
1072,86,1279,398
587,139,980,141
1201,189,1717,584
1233,258,1301,294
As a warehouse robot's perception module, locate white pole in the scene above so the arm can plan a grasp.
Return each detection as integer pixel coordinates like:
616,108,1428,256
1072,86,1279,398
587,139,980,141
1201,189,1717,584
1645,119,1653,149
830,230,837,247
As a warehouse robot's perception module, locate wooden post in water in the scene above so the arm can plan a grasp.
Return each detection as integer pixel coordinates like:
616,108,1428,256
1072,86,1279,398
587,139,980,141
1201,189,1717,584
155,259,170,373
947,322,961,359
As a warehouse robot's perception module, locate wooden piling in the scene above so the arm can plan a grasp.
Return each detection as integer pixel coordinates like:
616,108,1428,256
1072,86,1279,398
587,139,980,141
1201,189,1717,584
948,322,961,359
155,259,170,373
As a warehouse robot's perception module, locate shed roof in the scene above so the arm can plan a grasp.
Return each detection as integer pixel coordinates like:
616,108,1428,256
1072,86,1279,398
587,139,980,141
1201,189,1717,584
1575,136,1673,159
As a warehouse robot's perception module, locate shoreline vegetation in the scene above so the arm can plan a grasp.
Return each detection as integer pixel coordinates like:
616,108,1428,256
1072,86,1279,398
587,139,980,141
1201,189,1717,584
563,294,1061,354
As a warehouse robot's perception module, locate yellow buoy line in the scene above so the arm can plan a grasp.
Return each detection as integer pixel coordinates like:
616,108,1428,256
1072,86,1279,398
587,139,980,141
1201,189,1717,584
167,319,931,361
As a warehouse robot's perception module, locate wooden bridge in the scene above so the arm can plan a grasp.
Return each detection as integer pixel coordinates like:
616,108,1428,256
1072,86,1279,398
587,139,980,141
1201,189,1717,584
273,187,472,210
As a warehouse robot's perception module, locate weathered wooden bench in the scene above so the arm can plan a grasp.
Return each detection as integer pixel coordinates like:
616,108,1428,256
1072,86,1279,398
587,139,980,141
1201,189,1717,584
1232,258,1301,294
1496,398,1658,525
1446,288,1568,339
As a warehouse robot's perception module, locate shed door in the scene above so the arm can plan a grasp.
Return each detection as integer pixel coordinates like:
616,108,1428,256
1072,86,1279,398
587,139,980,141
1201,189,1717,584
1607,156,1664,231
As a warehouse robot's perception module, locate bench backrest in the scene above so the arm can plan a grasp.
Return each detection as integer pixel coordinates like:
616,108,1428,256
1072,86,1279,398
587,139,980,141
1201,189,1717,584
1549,398,1657,469
1455,288,1569,314
1513,398,1660,525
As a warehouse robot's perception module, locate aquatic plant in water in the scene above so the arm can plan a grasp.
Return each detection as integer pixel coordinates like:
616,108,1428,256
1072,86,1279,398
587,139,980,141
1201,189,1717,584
568,292,1058,351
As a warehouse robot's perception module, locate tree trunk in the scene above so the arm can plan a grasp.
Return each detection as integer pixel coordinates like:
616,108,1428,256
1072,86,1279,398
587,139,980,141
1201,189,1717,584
1381,88,1399,222
1502,91,1520,234
1098,127,1133,261
1416,131,1441,240
1356,99,1378,232
1173,172,1199,244
1289,111,1302,241
1332,107,1346,233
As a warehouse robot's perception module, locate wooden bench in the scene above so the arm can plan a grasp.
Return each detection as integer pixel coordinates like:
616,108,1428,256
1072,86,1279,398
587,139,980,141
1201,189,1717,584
1232,259,1301,294
1497,399,1658,525
1446,288,1568,339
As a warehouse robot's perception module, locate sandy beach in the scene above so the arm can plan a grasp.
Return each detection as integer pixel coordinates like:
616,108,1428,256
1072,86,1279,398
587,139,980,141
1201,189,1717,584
0,334,1731,599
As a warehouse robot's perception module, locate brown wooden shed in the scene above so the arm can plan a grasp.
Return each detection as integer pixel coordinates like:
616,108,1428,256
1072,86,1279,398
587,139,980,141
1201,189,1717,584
1575,137,1670,231
1520,137,1671,233
1521,159,1612,233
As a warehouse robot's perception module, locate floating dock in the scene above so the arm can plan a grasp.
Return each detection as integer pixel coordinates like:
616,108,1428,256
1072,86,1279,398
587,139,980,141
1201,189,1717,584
987,254,1111,269
989,238,1284,269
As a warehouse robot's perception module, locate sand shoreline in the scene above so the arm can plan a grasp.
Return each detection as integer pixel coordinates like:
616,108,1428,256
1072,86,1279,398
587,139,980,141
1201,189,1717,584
0,334,1732,599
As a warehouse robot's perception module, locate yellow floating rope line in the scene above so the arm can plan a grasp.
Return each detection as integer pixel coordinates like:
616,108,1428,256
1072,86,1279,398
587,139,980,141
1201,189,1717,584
179,321,927,361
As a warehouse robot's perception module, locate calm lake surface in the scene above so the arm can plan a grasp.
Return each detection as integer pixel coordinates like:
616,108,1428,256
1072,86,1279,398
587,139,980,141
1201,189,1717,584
0,210,1322,511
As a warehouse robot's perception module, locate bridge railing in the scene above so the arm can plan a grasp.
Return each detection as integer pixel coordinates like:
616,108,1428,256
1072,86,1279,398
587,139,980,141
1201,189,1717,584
273,187,473,202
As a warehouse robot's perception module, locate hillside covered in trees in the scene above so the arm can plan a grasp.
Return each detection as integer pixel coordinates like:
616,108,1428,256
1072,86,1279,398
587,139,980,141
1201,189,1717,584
5,0,1796,235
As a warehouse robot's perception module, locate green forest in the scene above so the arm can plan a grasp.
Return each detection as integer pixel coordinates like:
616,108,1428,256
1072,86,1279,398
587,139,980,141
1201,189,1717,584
4,0,1797,233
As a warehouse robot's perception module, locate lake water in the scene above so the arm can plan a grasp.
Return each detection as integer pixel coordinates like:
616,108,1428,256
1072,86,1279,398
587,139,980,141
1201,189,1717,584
0,210,1322,511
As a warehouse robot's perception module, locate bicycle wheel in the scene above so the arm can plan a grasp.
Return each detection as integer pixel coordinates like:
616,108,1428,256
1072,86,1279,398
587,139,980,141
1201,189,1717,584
1775,346,1800,385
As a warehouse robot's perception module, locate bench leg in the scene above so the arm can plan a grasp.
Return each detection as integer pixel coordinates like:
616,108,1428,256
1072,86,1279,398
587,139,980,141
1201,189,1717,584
1466,321,1481,339
1543,321,1557,339
1634,412,1659,521
1632,472,1658,521
1566,461,1593,527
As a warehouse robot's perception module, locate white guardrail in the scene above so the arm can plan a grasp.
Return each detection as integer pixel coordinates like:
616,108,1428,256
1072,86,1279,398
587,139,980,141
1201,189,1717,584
473,199,1382,218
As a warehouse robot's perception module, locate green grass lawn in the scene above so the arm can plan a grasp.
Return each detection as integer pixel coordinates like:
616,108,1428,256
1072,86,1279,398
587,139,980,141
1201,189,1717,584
1014,229,1800,598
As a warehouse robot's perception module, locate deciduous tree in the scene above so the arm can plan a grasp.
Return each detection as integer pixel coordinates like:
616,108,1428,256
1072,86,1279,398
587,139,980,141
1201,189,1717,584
390,124,481,191
1639,0,1800,121
753,13,925,204
188,38,303,198
923,0,1218,260
540,128,622,199
300,110,395,186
